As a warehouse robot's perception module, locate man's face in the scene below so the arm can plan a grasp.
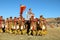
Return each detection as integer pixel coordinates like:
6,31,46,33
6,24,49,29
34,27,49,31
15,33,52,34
14,17,16,19
10,17,12,19
0,16,3,19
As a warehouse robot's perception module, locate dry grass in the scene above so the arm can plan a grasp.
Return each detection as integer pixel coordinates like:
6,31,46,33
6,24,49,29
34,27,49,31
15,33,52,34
0,27,60,40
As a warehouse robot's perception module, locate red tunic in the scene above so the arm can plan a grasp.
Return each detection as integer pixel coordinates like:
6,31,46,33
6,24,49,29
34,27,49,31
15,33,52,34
31,19,36,30
20,5,26,14
0,20,3,28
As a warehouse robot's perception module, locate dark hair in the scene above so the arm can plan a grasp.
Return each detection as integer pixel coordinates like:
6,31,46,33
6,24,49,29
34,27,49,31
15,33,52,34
40,15,43,17
10,17,12,18
1,16,3,18
7,18,8,20
29,8,32,10
14,17,16,18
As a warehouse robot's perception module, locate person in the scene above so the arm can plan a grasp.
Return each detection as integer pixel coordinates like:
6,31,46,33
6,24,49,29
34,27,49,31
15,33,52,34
21,18,26,35
33,18,37,35
12,17,17,34
38,15,47,35
18,16,24,34
2,19,5,32
0,16,3,32
5,18,9,32
35,18,39,35
17,18,21,34
26,20,30,35
18,16,22,30
27,8,34,20
9,17,13,33
29,15,36,35
40,15,47,30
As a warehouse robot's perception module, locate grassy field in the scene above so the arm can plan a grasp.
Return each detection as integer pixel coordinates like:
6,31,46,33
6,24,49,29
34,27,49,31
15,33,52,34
0,27,60,40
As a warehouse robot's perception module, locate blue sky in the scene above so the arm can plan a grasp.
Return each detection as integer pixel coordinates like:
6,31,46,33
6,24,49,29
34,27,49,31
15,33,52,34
0,0,60,19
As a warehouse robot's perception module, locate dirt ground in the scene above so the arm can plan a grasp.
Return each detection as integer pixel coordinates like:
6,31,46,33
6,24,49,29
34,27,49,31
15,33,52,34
0,27,60,40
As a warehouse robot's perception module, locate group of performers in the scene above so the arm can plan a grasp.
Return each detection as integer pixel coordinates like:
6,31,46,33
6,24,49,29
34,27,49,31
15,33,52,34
0,15,47,36
0,6,47,36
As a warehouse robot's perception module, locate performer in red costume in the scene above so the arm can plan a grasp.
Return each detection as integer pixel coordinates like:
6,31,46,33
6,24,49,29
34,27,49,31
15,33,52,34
21,18,26,34
29,15,37,35
13,17,17,30
0,16,3,32
12,17,19,34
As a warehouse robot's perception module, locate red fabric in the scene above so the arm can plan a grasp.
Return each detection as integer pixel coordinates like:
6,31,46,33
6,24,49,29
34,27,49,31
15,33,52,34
20,5,26,14
22,20,25,22
0,20,2,28
32,26,34,30
0,20,2,24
